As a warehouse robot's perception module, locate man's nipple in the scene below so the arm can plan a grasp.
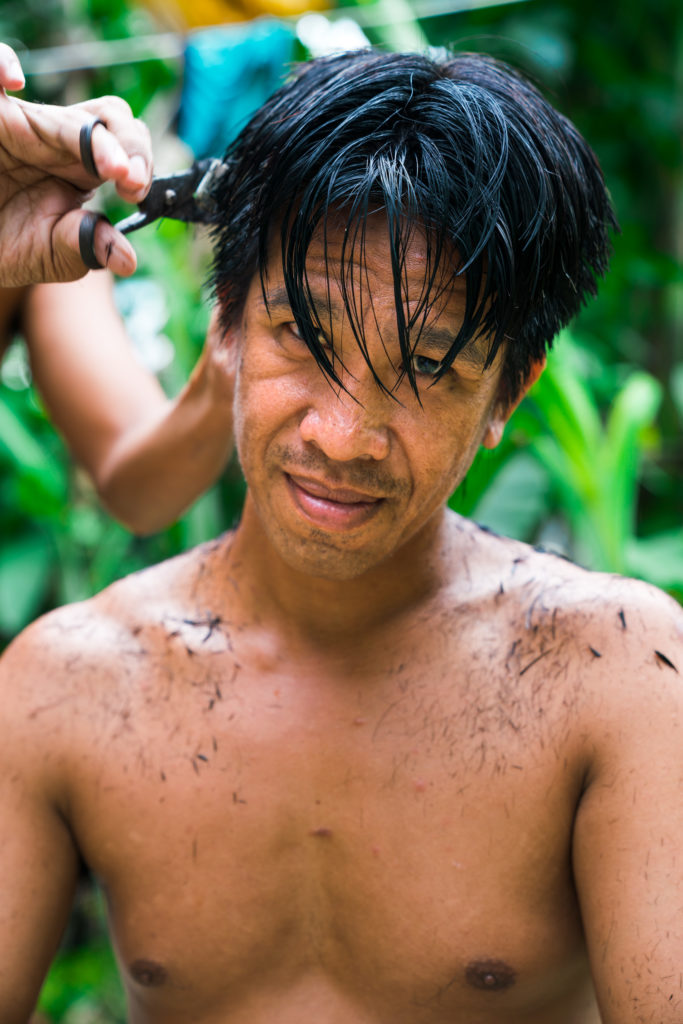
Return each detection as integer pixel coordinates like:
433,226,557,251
130,958,168,987
465,958,516,991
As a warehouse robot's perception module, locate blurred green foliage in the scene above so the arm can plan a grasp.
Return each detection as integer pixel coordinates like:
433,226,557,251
439,0,682,603
0,0,681,1020
35,886,126,1024
0,220,245,648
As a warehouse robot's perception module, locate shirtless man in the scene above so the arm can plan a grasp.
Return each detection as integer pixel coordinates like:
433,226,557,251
1,49,682,1024
0,42,233,533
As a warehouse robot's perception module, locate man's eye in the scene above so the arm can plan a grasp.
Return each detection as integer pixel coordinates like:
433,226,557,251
285,321,304,340
285,322,332,351
411,353,442,377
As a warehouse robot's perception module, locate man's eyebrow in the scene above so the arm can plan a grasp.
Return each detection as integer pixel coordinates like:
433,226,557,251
258,285,345,319
417,328,487,369
256,286,292,312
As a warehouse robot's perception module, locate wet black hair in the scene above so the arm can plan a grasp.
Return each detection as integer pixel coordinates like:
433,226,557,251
210,49,617,402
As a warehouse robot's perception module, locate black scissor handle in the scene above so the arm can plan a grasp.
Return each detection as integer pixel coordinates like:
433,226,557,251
114,159,225,236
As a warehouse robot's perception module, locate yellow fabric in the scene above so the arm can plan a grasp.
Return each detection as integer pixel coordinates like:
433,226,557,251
138,0,330,29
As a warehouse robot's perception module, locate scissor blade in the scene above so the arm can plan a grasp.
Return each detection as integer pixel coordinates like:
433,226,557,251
113,159,226,236
115,209,154,235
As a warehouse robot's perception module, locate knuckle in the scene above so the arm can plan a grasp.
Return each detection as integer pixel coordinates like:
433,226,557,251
133,117,152,146
94,94,134,120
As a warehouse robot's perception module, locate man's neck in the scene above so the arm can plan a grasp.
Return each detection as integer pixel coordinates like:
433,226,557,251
222,497,461,648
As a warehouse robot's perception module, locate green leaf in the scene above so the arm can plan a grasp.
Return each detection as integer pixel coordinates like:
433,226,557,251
180,486,224,549
471,451,552,540
599,371,662,564
531,339,603,460
671,362,683,421
0,397,67,510
0,397,52,473
626,529,683,590
37,940,124,1023
0,531,54,634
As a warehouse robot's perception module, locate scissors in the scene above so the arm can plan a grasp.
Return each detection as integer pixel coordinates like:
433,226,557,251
77,119,227,270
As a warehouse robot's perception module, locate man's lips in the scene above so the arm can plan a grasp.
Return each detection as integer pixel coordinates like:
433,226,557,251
287,473,382,504
285,473,384,530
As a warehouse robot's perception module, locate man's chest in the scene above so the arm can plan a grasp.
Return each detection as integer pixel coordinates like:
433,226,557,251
65,639,594,1021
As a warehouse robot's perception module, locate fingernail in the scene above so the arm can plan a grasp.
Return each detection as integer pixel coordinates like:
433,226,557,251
9,62,25,87
128,154,148,186
107,234,137,276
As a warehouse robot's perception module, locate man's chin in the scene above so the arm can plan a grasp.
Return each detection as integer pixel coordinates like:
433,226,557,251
273,530,390,582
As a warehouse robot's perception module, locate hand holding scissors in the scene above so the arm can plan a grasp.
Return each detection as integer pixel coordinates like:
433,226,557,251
77,129,225,270
0,43,154,285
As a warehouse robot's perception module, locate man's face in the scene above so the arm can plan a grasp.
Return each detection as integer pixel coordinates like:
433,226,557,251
231,217,511,580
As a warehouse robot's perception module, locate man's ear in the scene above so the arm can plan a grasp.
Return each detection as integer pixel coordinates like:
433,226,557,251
481,356,546,450
201,306,242,399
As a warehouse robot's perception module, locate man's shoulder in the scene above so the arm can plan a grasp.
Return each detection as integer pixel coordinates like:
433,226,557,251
0,534,235,798
459,519,682,679
523,540,682,656
468,521,678,624
0,534,232,706
460,527,683,769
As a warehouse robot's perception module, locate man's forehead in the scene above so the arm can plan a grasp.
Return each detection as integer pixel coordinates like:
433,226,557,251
255,280,490,371
251,211,494,372
259,215,464,308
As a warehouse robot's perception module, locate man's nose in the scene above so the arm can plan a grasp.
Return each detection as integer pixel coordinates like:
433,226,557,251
299,383,391,462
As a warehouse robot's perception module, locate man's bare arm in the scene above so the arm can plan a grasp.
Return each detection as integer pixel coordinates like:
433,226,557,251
573,580,683,1022
21,276,235,534
0,621,81,1023
0,42,151,285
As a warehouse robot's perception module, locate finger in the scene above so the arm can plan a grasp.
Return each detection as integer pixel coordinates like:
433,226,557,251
54,209,138,279
12,97,132,189
0,43,25,91
78,211,107,269
11,95,152,200
79,96,153,202
79,118,105,178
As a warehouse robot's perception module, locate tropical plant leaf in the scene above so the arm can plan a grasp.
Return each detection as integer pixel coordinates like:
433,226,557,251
0,531,55,635
626,529,683,590
471,450,552,540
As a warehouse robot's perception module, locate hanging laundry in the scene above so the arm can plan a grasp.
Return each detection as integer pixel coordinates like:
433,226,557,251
177,18,296,159
138,0,329,31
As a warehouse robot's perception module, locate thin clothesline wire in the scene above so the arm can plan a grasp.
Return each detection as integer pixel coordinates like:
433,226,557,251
16,0,529,76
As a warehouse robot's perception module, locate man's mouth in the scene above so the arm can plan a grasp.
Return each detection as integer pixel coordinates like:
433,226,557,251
285,472,385,531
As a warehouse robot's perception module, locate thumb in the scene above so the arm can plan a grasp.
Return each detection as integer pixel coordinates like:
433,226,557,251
50,209,138,280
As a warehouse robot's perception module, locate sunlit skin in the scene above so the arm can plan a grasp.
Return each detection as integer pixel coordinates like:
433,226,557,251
1,219,683,1024
232,219,518,596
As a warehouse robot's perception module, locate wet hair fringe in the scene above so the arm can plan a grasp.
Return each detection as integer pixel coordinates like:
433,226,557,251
210,49,618,401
